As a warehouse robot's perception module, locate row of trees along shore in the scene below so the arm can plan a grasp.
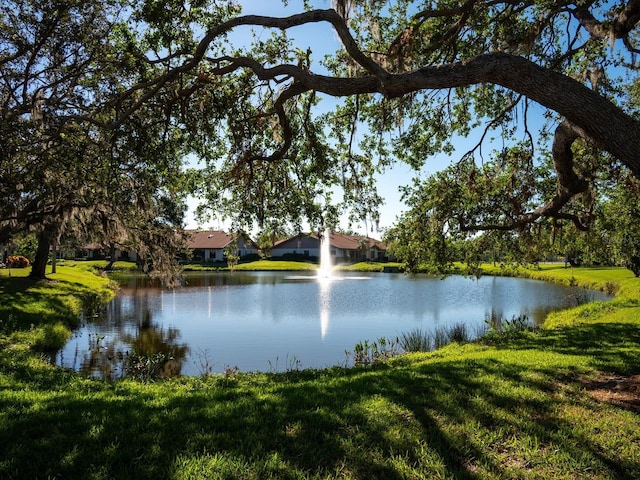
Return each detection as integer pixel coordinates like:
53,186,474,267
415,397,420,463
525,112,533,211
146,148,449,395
3,0,640,283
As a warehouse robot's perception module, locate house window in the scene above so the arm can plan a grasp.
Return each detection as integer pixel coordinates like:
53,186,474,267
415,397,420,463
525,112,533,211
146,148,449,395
304,250,309,256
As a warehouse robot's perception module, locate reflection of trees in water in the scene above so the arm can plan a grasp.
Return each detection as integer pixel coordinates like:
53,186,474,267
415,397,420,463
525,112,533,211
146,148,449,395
182,272,279,287
78,299,189,380
123,314,189,378
85,273,281,378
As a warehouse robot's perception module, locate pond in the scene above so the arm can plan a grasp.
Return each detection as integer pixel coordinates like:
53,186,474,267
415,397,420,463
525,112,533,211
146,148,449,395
55,271,610,378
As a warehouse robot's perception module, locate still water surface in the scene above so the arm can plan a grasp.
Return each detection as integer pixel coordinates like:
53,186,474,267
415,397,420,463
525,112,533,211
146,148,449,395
56,271,609,377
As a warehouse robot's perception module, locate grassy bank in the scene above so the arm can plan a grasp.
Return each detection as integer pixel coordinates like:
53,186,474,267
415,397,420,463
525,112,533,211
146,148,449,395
182,259,405,272
0,263,116,352
1,264,639,478
182,259,318,271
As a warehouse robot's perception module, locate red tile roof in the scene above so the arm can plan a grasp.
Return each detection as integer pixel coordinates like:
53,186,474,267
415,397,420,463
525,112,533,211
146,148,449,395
274,231,386,251
324,231,387,251
185,230,236,249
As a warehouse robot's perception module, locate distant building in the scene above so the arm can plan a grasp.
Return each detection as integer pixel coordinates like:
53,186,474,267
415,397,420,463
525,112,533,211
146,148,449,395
271,231,388,263
185,230,259,263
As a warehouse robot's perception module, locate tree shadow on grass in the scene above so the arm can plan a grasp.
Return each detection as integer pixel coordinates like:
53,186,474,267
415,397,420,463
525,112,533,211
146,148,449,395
0,276,97,332
2,312,640,479
494,322,640,375
2,349,640,479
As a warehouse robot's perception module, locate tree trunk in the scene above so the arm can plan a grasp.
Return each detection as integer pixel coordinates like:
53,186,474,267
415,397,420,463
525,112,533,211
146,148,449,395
30,228,54,280
51,236,57,274
105,243,116,270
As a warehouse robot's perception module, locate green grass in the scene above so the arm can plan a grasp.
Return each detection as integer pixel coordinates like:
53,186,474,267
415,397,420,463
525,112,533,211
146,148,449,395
480,262,629,293
1,263,640,478
81,258,403,273
233,259,318,271
338,261,405,272
181,259,318,271
183,259,404,272
0,263,115,330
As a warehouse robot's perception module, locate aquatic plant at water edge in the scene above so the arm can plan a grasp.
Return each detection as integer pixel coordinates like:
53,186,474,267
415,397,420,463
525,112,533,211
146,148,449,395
480,313,534,345
447,323,470,343
399,328,432,352
194,347,215,376
123,350,174,381
399,323,471,354
432,327,450,350
349,337,401,367
358,317,534,366
268,354,302,373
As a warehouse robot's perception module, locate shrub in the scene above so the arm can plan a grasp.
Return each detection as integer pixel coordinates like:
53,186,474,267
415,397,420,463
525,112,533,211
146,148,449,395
6,255,30,268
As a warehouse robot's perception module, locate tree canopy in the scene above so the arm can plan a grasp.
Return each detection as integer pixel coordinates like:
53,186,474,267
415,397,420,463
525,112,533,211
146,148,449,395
3,0,640,275
1,0,193,281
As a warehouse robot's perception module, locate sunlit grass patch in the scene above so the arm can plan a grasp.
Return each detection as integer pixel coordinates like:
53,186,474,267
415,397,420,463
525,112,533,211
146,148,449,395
0,267,30,278
482,263,633,293
339,261,404,272
0,264,116,354
233,259,317,271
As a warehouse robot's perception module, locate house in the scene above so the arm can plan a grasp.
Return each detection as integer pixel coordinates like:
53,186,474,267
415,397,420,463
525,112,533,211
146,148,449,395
328,231,388,263
270,233,321,260
76,230,258,264
271,231,388,263
185,230,259,263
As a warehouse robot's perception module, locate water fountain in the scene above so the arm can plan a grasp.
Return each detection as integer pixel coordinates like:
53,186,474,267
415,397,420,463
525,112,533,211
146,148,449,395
318,227,334,279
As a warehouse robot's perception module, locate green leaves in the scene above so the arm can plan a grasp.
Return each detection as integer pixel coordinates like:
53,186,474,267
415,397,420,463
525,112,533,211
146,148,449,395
387,145,559,269
4,0,640,277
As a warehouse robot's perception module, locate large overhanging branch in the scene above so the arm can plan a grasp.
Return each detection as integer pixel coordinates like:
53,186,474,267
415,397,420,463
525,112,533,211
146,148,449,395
206,11,640,169
459,210,590,232
0,196,97,245
107,8,640,178
570,0,640,42
459,121,591,232
107,9,386,128
221,51,640,175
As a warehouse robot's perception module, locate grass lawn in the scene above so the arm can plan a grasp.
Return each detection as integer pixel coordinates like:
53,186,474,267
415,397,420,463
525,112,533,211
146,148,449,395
182,259,404,272
1,263,639,479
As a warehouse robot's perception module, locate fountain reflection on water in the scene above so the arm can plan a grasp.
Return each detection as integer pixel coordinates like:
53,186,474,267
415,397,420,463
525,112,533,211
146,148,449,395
285,228,367,338
318,228,338,339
